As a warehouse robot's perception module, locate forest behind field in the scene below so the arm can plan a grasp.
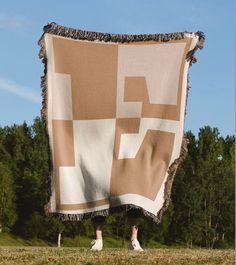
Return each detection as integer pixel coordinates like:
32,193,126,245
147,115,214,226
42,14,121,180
0,117,234,249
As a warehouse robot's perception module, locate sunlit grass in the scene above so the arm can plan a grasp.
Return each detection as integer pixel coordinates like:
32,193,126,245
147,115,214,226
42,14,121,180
0,247,234,265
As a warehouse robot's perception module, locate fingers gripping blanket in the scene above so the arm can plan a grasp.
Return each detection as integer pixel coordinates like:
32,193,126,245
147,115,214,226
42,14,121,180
39,23,204,222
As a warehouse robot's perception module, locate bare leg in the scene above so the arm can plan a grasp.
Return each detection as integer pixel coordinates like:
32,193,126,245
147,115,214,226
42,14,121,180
128,217,139,240
90,216,105,251
94,221,103,240
128,216,143,251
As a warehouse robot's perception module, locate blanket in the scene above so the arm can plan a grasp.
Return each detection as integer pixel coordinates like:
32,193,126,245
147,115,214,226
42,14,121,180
39,22,204,222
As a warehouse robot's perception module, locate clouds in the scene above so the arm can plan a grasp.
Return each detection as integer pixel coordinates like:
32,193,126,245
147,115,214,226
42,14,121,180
0,77,41,104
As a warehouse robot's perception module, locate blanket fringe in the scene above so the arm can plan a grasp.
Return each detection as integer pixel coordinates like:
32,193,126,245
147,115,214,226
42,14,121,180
39,36,54,212
39,22,202,44
38,23,205,223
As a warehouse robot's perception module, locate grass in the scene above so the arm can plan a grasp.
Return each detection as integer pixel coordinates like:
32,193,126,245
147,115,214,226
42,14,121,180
0,233,234,264
0,233,167,248
0,233,53,247
0,233,126,248
0,247,234,265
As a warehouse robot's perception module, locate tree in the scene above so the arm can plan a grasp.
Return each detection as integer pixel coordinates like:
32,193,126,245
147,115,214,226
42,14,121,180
168,131,203,247
197,127,226,248
167,127,235,248
8,118,50,237
0,162,17,231
0,126,17,232
213,135,235,247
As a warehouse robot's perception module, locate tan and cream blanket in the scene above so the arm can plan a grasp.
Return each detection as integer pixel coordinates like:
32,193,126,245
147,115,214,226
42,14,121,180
39,23,204,222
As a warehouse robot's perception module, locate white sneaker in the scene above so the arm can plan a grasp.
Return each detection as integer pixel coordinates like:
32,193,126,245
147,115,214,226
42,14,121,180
128,239,144,251
90,239,103,251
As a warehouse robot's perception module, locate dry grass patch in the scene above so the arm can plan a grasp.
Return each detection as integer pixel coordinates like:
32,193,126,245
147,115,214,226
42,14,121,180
0,247,234,265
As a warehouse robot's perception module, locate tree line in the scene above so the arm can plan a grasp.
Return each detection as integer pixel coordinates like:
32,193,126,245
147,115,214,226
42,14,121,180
0,117,234,248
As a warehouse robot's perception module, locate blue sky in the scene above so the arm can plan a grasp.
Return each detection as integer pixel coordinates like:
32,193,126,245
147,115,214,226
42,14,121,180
0,0,234,137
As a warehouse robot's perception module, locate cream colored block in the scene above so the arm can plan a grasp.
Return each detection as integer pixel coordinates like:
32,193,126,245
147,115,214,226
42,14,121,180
52,73,73,120
116,42,186,118
59,119,116,205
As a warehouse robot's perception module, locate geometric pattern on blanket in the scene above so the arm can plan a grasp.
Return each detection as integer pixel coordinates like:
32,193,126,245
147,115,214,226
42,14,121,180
39,23,204,223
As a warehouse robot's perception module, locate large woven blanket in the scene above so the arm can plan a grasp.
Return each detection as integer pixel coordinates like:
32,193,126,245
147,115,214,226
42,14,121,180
39,23,204,222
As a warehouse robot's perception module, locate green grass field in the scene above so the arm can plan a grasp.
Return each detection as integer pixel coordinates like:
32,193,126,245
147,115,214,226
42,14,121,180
0,247,234,265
